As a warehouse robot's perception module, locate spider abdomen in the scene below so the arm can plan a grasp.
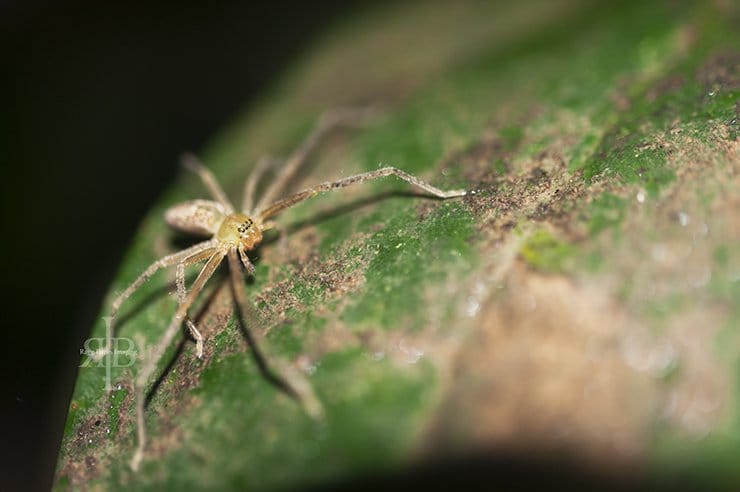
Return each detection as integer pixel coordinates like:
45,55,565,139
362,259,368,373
165,199,226,236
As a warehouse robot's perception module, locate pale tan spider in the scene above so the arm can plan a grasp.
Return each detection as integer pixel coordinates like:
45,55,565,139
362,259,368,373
101,109,467,470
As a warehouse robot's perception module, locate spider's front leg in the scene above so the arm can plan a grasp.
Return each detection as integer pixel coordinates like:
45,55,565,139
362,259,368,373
257,166,467,221
90,240,218,363
226,249,324,420
237,244,256,276
131,250,226,471
175,263,204,359
172,245,226,360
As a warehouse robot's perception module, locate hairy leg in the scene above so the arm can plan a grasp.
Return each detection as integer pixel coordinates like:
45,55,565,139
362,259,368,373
93,240,217,361
254,107,380,213
175,263,203,359
237,244,255,275
175,246,225,357
226,249,323,419
130,249,226,471
181,153,235,213
242,155,277,214
258,166,467,221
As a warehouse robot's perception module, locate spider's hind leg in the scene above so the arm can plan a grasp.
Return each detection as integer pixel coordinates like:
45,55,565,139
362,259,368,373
181,153,235,213
254,106,382,213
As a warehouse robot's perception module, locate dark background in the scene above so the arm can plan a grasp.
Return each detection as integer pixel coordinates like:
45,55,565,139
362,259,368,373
0,1,364,489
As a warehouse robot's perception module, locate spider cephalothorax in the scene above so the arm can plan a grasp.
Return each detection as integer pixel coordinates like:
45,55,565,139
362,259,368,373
217,213,263,249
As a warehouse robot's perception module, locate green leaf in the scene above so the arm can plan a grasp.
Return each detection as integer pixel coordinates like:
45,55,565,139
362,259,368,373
55,1,740,490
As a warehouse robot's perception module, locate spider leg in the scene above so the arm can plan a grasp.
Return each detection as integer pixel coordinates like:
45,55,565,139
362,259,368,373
181,153,235,213
242,155,277,214
174,246,222,358
254,107,380,213
258,166,467,221
93,239,218,362
226,249,324,419
237,244,256,276
131,249,226,471
176,263,203,359
184,319,203,359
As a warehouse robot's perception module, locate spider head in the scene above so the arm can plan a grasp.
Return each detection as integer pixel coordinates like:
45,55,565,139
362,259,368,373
217,213,263,250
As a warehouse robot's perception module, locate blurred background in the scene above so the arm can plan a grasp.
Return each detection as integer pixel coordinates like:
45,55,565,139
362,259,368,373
0,1,367,489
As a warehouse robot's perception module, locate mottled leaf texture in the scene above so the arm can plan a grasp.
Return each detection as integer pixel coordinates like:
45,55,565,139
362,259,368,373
56,1,740,490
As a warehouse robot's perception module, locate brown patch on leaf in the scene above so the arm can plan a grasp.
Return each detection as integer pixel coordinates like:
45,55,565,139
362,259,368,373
255,241,368,331
56,380,135,488
426,263,655,470
695,51,740,92
251,225,373,363
55,281,241,488
420,110,738,471
646,74,686,102
461,141,592,244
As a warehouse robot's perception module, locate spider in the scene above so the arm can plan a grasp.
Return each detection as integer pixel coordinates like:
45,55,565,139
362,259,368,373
99,108,467,470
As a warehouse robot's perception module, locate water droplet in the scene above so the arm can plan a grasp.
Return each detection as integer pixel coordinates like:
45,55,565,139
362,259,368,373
465,297,480,317
678,212,691,227
623,333,678,377
398,339,424,364
678,212,690,227
688,265,711,288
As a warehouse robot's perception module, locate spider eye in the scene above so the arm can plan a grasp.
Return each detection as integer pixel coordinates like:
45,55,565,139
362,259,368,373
237,219,253,236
